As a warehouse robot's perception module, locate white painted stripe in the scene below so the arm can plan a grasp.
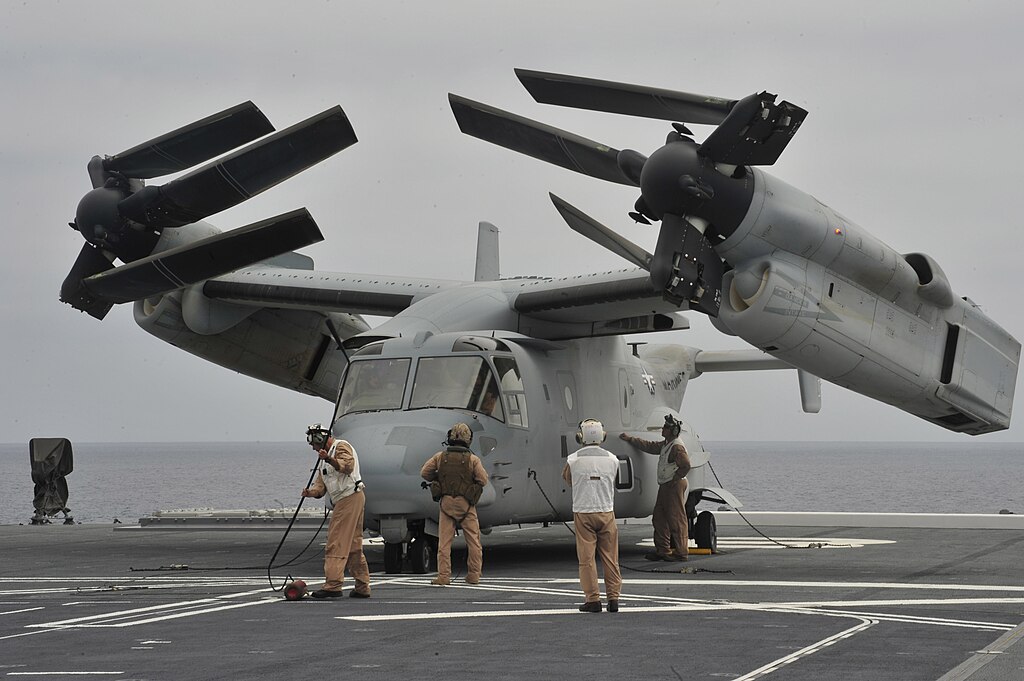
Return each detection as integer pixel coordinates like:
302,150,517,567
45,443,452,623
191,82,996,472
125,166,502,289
106,599,276,627
0,608,44,616
6,673,124,676
776,598,1024,608
732,618,876,681
27,587,270,628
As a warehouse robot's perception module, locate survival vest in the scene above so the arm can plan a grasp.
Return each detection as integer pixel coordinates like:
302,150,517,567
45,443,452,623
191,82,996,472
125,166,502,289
435,446,483,505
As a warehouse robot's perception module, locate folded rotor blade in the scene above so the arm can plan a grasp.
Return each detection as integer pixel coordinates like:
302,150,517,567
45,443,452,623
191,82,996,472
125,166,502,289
549,193,651,271
516,69,735,126
103,102,275,179
60,243,118,319
80,208,324,304
449,94,635,186
119,106,357,228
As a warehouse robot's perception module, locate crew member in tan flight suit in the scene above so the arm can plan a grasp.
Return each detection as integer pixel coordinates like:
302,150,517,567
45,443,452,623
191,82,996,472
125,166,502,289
301,424,372,598
620,414,692,561
420,423,489,586
563,418,622,613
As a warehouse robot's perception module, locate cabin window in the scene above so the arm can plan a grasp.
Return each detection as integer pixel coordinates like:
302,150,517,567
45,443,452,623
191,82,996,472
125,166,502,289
494,357,528,428
409,356,505,421
336,358,410,417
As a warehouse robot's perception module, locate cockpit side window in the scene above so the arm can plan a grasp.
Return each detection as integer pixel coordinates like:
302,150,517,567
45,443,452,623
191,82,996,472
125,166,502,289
409,356,505,421
493,356,528,428
336,358,410,418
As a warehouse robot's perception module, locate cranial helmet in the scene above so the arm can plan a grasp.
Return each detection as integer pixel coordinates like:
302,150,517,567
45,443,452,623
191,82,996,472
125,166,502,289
306,423,331,448
447,422,473,447
663,414,682,438
576,419,606,445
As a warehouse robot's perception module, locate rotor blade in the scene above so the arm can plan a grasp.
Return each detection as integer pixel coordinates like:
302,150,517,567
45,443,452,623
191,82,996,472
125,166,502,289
80,208,324,304
60,243,117,319
103,102,275,179
549,193,651,271
119,106,357,228
516,69,735,126
449,94,635,186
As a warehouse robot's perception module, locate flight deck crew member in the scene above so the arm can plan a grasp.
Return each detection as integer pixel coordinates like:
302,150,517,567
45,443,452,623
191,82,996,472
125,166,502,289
563,419,622,613
301,424,371,598
420,423,489,586
620,414,692,561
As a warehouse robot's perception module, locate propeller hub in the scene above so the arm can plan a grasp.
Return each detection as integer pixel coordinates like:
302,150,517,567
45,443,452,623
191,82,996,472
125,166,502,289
639,140,707,219
74,186,158,262
75,187,125,247
639,139,755,241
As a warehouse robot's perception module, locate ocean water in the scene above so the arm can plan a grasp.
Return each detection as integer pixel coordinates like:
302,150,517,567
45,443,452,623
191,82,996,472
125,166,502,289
0,440,1021,525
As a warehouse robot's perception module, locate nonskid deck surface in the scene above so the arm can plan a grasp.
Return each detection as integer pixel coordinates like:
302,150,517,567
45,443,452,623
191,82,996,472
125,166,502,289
1,520,1022,680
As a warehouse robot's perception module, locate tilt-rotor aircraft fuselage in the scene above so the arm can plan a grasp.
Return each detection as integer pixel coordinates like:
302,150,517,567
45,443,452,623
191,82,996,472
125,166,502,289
61,71,1019,572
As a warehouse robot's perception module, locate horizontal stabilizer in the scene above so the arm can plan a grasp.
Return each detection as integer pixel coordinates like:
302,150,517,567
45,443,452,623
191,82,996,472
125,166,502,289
549,193,651,270
81,208,323,304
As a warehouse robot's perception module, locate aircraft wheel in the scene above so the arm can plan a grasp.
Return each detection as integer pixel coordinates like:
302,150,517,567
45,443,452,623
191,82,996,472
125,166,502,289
409,535,436,574
383,542,404,574
694,510,717,552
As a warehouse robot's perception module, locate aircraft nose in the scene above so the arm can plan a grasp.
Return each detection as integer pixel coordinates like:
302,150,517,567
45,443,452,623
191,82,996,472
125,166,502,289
334,414,450,516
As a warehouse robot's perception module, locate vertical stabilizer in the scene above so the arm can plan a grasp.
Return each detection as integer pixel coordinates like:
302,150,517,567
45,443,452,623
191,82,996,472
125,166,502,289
475,222,500,282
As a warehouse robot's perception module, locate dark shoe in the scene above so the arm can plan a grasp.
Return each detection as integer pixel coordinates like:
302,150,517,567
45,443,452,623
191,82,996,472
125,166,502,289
663,553,687,562
310,589,343,599
349,590,371,598
644,552,665,561
430,576,450,586
607,600,619,613
465,574,480,585
578,601,601,613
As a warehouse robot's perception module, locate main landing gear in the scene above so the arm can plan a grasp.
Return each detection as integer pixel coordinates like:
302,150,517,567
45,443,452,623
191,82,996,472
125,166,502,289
383,532,437,574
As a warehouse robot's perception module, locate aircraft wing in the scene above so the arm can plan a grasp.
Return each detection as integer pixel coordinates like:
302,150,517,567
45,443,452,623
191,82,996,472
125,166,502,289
203,266,463,317
508,269,691,339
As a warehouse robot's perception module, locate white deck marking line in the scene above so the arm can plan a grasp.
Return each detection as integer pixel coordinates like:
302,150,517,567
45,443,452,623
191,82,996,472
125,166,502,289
104,599,278,627
0,608,44,616
755,606,1014,632
776,598,1024,608
26,588,270,628
6,673,124,676
732,617,876,681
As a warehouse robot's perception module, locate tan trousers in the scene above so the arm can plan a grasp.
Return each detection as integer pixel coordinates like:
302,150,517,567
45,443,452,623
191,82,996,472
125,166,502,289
653,478,689,556
323,490,371,595
437,495,482,580
574,511,621,603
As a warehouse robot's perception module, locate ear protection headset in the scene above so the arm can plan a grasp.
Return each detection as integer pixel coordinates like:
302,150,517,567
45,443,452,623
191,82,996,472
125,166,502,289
663,414,682,438
306,423,331,449
575,419,607,445
445,422,473,447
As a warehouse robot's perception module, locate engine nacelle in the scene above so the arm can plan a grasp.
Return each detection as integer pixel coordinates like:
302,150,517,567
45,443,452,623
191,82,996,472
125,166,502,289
713,169,1018,434
134,291,368,401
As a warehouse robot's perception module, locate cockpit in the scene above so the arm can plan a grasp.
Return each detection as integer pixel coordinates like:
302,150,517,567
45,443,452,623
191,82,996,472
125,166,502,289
334,335,528,426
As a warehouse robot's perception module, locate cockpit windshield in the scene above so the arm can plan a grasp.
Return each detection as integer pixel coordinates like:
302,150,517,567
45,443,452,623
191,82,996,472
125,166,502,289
336,358,410,417
409,356,504,421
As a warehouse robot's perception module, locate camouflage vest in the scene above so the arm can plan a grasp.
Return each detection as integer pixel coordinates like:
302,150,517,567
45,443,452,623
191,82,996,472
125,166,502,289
437,447,482,505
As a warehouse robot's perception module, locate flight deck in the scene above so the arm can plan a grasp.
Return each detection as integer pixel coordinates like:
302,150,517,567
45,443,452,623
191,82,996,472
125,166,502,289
2,515,1022,680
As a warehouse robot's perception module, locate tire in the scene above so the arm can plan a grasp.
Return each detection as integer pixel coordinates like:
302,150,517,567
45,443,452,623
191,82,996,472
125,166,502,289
409,535,436,574
694,510,717,552
383,542,404,574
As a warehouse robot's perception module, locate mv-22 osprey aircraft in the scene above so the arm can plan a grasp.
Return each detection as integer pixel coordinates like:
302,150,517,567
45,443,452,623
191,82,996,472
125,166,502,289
61,70,1019,573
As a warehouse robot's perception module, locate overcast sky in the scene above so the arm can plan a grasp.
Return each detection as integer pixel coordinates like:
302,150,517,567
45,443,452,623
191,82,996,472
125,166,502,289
2,1,1022,445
